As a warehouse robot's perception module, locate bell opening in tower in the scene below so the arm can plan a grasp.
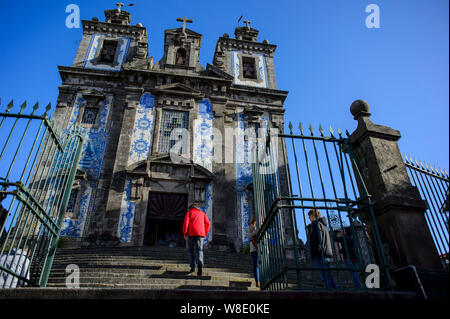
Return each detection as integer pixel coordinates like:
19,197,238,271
99,40,118,64
242,56,257,79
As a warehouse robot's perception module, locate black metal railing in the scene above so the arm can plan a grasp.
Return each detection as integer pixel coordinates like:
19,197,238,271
404,155,449,269
252,123,392,291
0,100,84,288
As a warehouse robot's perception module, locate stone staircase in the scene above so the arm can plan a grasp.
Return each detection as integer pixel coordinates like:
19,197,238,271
47,246,259,290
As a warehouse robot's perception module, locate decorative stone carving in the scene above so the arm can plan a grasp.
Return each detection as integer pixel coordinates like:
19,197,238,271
104,4,131,25
135,42,148,59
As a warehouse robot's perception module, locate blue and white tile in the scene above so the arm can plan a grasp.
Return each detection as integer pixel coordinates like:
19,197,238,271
118,178,136,243
83,34,131,72
61,183,93,238
60,93,113,238
118,93,155,242
128,93,154,165
200,184,213,245
231,51,268,88
193,99,214,172
235,113,254,247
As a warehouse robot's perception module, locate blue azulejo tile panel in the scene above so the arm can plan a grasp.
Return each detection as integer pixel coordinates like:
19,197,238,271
231,51,268,88
235,113,273,248
237,189,252,246
83,34,130,72
60,93,113,239
193,99,214,245
258,114,280,185
128,93,154,165
60,182,94,237
118,178,136,243
117,93,154,243
193,99,214,172
200,184,213,245
235,112,253,249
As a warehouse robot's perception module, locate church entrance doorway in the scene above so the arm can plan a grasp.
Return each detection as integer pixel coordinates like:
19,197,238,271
143,192,188,247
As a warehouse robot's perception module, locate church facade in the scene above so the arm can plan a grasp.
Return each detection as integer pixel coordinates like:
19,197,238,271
54,5,289,251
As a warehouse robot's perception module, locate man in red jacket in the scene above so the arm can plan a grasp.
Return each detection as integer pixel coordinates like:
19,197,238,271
182,203,210,276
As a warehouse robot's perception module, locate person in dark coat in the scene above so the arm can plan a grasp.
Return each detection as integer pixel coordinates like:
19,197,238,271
182,203,211,276
306,209,337,289
247,216,259,287
335,227,362,287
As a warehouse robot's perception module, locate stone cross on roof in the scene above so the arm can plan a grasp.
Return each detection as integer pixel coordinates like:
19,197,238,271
116,2,124,12
243,19,251,29
176,16,193,34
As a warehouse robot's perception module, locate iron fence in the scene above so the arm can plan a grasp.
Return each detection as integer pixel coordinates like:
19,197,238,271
404,155,449,269
252,123,392,291
0,100,84,287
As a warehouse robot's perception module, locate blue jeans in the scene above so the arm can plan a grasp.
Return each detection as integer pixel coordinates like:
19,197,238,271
187,236,204,268
251,251,259,283
344,259,362,288
314,257,337,289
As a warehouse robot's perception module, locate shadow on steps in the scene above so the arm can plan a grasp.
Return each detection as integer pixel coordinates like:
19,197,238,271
149,270,212,280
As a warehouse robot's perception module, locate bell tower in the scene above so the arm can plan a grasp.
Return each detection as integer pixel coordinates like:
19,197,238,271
72,3,149,71
157,17,203,74
212,20,278,89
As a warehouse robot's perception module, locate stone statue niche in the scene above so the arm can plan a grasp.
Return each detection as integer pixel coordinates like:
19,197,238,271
175,47,187,65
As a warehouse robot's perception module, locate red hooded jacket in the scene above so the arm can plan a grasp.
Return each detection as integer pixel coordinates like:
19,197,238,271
182,208,211,237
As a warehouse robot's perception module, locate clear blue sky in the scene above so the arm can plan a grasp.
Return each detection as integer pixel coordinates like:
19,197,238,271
0,0,448,170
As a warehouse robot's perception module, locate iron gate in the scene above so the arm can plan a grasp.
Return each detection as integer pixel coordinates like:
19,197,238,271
252,123,392,291
404,155,449,269
0,101,84,287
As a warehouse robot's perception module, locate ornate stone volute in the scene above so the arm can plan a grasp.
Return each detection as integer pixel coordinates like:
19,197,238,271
135,42,148,59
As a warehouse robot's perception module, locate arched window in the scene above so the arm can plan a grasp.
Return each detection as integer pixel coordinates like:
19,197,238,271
175,48,187,65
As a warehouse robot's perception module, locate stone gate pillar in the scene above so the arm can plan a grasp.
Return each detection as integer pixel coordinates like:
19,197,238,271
348,100,442,270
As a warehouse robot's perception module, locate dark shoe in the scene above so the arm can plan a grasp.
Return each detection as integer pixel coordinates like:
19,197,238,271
197,266,203,276
188,266,195,274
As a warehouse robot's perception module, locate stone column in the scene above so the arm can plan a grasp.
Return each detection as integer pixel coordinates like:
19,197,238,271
207,98,233,250
348,100,441,270
101,89,141,245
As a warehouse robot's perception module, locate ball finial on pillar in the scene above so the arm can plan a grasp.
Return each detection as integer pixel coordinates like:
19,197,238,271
350,99,370,119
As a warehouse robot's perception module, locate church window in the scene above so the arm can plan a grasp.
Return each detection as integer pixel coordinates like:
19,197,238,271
66,189,79,213
81,107,99,125
242,56,257,79
99,40,118,64
158,110,189,153
175,48,187,65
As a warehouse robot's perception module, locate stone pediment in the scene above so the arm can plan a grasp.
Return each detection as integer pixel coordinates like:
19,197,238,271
206,63,233,80
243,105,265,123
80,89,105,99
153,83,203,97
126,153,214,182
165,28,202,38
244,105,265,115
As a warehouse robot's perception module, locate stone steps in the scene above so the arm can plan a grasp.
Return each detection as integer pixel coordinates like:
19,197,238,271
54,256,251,270
49,269,255,279
48,246,258,290
48,247,363,290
